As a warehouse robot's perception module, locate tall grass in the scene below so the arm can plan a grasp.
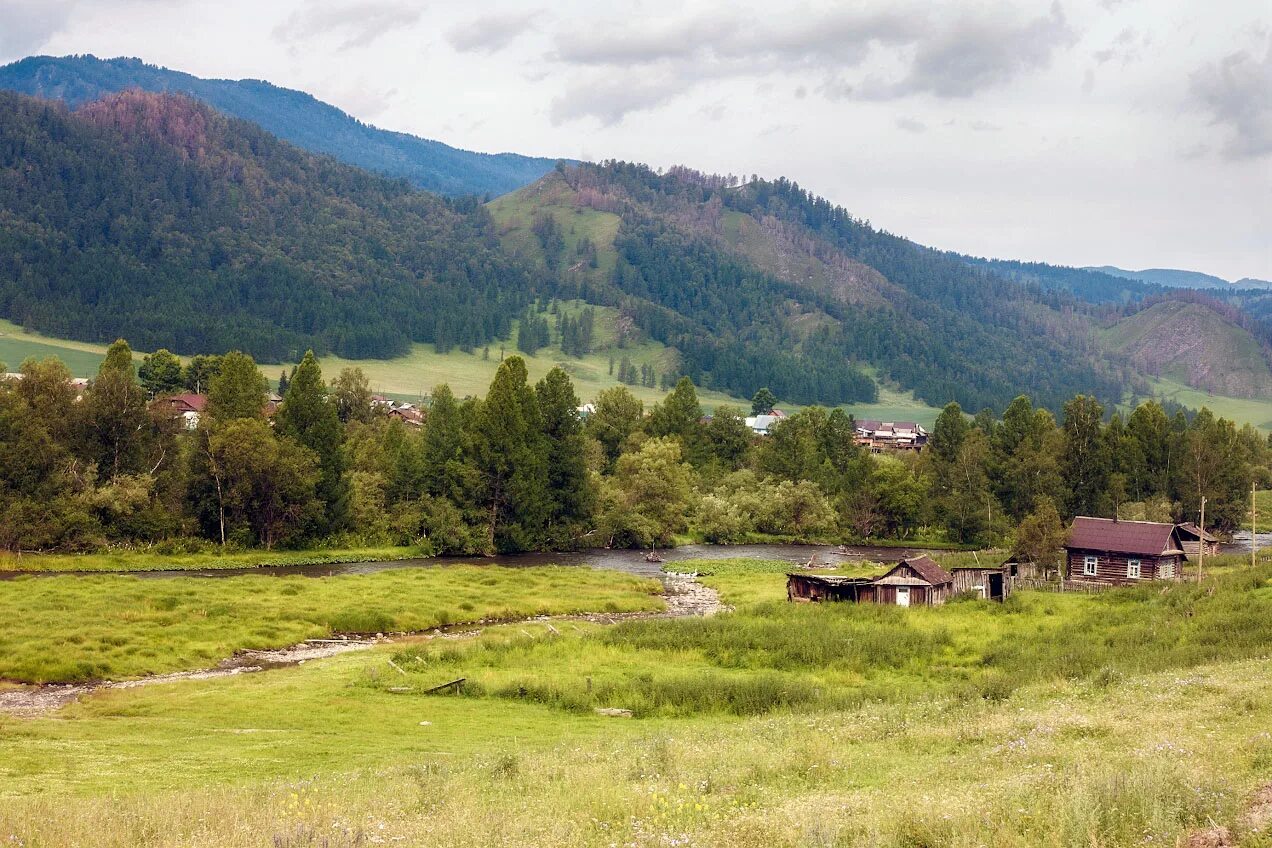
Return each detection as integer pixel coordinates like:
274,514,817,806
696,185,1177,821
387,562,1272,717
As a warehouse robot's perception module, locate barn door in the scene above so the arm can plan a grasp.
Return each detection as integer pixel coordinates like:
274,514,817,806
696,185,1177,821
896,586,910,607
988,572,1003,601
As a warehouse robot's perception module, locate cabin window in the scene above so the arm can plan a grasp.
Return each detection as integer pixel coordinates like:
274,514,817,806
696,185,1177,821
1083,556,1098,576
1160,559,1176,579
1127,559,1141,579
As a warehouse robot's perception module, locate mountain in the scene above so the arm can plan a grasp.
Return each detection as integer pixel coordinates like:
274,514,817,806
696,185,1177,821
489,164,1130,412
1087,266,1272,291
0,55,560,198
1089,265,1231,289
1099,300,1272,398
964,258,1161,304
0,88,1220,415
0,90,533,361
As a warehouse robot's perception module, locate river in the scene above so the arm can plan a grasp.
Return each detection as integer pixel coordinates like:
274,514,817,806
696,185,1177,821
0,543,947,581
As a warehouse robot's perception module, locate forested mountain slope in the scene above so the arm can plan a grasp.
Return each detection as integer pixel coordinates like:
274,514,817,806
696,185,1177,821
491,163,1130,413
0,55,560,197
1100,300,1272,398
0,90,535,361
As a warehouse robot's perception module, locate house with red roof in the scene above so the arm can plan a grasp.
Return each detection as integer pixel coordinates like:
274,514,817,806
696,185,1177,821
1065,517,1186,585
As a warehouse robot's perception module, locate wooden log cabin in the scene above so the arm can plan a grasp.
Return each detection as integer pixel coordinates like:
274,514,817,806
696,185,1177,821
1065,517,1186,586
1175,523,1221,558
788,555,972,607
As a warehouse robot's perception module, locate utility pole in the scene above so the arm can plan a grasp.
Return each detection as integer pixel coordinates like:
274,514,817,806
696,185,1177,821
1197,496,1206,584
1254,483,1259,570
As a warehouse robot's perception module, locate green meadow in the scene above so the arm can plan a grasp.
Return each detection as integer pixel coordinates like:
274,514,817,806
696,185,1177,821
0,565,661,683
5,556,1272,846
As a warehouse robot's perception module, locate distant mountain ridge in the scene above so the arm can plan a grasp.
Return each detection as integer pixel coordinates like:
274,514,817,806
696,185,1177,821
1087,265,1272,291
0,54,561,197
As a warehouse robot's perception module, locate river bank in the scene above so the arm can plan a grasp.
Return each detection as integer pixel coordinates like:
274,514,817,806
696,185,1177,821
0,541,955,581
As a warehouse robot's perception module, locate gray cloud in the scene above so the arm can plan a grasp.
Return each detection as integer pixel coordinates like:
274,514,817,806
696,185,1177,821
895,116,926,133
447,10,540,54
0,0,77,60
1190,43,1272,159
549,73,688,126
854,3,1077,99
274,1,420,50
546,2,1080,124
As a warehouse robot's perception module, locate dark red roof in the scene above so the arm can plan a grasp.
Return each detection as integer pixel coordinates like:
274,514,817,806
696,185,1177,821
164,393,206,412
1067,517,1182,556
888,555,954,586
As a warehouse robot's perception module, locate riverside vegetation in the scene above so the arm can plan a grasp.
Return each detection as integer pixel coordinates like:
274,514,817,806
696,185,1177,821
5,556,1272,846
1,330,1269,571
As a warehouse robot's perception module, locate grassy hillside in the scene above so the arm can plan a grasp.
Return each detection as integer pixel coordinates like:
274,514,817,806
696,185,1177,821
1143,377,1272,431
317,301,746,408
1100,301,1272,398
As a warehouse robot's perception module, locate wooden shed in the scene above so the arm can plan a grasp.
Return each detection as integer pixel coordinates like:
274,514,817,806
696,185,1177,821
1175,523,1220,559
950,566,1011,601
1065,517,1185,585
786,573,874,603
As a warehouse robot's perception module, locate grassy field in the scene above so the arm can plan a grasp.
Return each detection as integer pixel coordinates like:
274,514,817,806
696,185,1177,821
5,557,1272,845
0,544,429,574
1135,376,1272,431
0,566,661,683
314,299,747,408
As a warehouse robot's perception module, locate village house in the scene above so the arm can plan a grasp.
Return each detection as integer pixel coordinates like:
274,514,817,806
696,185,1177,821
853,420,928,452
1175,522,1221,558
155,392,207,430
372,395,424,426
744,409,786,435
1065,517,1186,585
786,554,1001,607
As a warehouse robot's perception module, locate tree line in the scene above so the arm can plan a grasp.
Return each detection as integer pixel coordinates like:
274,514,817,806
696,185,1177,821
0,342,1266,558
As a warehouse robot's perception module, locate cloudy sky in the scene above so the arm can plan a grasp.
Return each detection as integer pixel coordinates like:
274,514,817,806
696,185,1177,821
3,0,1270,280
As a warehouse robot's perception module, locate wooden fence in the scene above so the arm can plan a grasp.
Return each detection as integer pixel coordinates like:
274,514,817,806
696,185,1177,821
1013,577,1112,594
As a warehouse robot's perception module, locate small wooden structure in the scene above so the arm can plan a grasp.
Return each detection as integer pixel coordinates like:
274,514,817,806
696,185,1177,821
1175,523,1220,558
1065,517,1185,585
786,573,874,603
950,566,1010,601
787,555,963,607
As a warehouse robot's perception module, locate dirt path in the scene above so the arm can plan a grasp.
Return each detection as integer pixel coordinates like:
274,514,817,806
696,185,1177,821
0,576,725,719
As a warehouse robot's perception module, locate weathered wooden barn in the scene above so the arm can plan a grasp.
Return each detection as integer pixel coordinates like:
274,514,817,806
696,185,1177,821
1175,523,1221,558
788,555,965,607
1065,517,1186,585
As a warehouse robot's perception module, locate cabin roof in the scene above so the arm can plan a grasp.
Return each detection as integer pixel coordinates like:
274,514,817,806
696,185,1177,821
1176,523,1219,543
878,554,954,586
1067,517,1183,556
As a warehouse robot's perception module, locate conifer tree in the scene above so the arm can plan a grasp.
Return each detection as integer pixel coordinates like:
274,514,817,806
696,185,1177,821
275,350,348,532
81,339,152,479
535,367,595,544
474,356,550,552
